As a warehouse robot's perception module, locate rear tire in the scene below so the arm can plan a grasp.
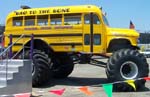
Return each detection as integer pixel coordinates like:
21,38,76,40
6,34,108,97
19,49,53,87
106,49,149,91
51,53,74,78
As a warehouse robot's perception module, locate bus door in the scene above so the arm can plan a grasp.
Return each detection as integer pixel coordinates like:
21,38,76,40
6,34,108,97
83,13,103,53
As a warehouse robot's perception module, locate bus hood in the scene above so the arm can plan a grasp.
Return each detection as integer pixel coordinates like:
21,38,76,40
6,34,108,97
107,28,139,37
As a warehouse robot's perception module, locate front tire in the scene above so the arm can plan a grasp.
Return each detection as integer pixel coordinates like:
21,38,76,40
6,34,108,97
106,49,149,91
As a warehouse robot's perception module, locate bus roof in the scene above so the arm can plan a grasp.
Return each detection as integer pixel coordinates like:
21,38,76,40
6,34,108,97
6,5,102,19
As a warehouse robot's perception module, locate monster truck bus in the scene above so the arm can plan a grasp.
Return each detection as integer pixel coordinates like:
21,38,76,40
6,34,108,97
3,5,149,91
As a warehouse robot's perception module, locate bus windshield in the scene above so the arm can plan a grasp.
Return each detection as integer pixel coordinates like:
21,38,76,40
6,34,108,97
102,15,109,26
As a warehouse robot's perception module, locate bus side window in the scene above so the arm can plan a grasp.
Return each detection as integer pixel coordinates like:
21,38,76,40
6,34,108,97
84,34,101,45
64,14,81,25
84,34,90,45
84,14,90,24
25,16,35,26
84,14,100,24
94,34,101,45
37,15,48,26
50,14,62,25
93,14,100,24
13,17,23,26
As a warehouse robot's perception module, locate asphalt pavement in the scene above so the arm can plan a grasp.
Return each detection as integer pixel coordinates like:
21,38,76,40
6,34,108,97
32,58,150,97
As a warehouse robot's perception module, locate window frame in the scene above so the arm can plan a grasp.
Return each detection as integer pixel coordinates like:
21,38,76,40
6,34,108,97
37,15,49,26
84,34,101,45
24,16,35,26
50,14,62,25
84,13,101,25
13,17,23,26
64,13,82,25
102,14,109,26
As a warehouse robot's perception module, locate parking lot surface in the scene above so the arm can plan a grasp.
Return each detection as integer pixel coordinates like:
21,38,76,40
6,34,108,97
32,58,150,97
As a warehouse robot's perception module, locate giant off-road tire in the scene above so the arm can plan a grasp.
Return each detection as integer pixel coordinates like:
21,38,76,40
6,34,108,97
19,49,52,87
106,49,149,91
51,53,74,78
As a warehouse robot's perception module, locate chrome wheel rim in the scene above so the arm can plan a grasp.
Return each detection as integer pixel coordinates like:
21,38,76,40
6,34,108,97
120,61,138,79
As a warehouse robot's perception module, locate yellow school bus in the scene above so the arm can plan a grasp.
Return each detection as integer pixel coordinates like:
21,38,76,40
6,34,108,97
4,5,149,91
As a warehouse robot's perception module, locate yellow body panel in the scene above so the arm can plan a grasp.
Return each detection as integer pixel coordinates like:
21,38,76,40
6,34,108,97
107,28,139,47
4,5,139,54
